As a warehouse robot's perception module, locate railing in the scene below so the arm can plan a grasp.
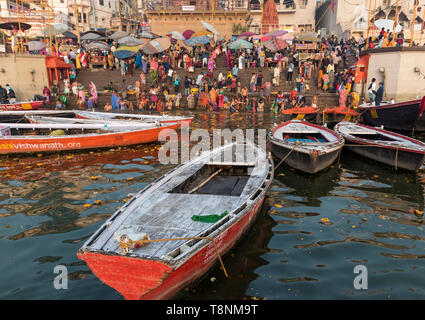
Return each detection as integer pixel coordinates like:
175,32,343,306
248,1,296,12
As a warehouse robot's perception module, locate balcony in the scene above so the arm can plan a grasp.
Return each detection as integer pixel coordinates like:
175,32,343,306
146,1,248,13
249,2,296,13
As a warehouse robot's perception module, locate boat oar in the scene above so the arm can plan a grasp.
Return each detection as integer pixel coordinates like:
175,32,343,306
188,167,228,194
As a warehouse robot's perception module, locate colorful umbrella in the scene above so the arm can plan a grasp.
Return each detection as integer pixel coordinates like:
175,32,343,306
265,30,288,37
237,31,256,39
192,30,213,38
227,39,253,50
113,49,137,59
119,45,141,52
294,32,320,42
27,41,46,51
201,20,219,35
139,31,160,39
85,41,110,51
43,23,68,36
0,22,31,31
109,31,128,40
182,29,195,40
169,31,185,40
118,36,144,46
142,37,171,54
374,19,402,33
263,37,289,52
183,36,211,47
81,32,105,41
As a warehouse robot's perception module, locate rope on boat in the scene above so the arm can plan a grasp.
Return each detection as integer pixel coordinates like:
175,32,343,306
120,236,229,278
274,142,300,171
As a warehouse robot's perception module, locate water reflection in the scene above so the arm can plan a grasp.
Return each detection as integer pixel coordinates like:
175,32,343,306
1,110,425,299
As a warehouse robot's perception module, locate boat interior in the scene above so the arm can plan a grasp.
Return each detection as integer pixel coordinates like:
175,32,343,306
280,132,329,143
169,164,254,197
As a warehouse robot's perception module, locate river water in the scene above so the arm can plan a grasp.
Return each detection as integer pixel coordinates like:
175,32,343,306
1,110,425,300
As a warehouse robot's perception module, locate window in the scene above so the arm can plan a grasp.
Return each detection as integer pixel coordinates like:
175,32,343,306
99,0,104,5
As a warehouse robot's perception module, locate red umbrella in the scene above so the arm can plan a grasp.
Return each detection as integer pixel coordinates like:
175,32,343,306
183,30,195,40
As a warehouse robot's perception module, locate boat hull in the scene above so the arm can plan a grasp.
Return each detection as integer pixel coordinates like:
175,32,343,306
359,100,421,131
0,123,179,155
344,142,425,171
78,183,270,300
270,141,341,173
0,101,43,111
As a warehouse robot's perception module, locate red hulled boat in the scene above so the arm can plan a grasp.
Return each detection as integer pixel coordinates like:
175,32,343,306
0,101,43,111
78,143,274,299
0,122,179,155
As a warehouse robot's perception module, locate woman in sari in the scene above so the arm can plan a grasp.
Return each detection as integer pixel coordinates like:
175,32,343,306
207,57,214,74
322,73,329,92
43,86,51,104
108,52,115,70
201,91,208,109
78,83,85,102
226,50,231,68
81,51,88,68
75,52,81,69
89,81,97,104
218,88,224,109
339,86,348,108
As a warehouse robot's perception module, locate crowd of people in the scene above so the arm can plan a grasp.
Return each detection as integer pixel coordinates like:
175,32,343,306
40,29,409,113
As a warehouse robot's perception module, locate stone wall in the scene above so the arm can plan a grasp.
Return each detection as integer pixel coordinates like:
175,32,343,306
146,11,250,40
0,54,49,101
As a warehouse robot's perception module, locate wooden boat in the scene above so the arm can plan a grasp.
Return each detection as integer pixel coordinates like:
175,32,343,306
0,122,179,155
357,97,425,131
78,142,274,300
0,100,43,111
334,121,425,171
281,106,318,123
320,106,359,126
25,115,164,128
75,110,193,126
0,110,193,127
268,120,344,173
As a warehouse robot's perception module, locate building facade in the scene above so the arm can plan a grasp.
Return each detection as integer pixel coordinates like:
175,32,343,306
0,0,137,38
317,0,425,43
145,0,250,40
249,0,316,34
145,0,316,39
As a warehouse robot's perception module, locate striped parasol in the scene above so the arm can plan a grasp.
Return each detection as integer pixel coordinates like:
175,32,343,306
142,37,171,55
201,20,219,35
183,36,211,47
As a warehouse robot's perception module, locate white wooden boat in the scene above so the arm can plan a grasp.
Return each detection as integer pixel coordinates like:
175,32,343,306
75,110,193,126
78,142,274,299
268,120,345,173
25,115,163,127
334,121,425,171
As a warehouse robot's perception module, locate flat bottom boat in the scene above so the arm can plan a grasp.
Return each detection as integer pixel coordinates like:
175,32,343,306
78,142,274,299
334,121,425,171
0,122,179,155
268,120,345,173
